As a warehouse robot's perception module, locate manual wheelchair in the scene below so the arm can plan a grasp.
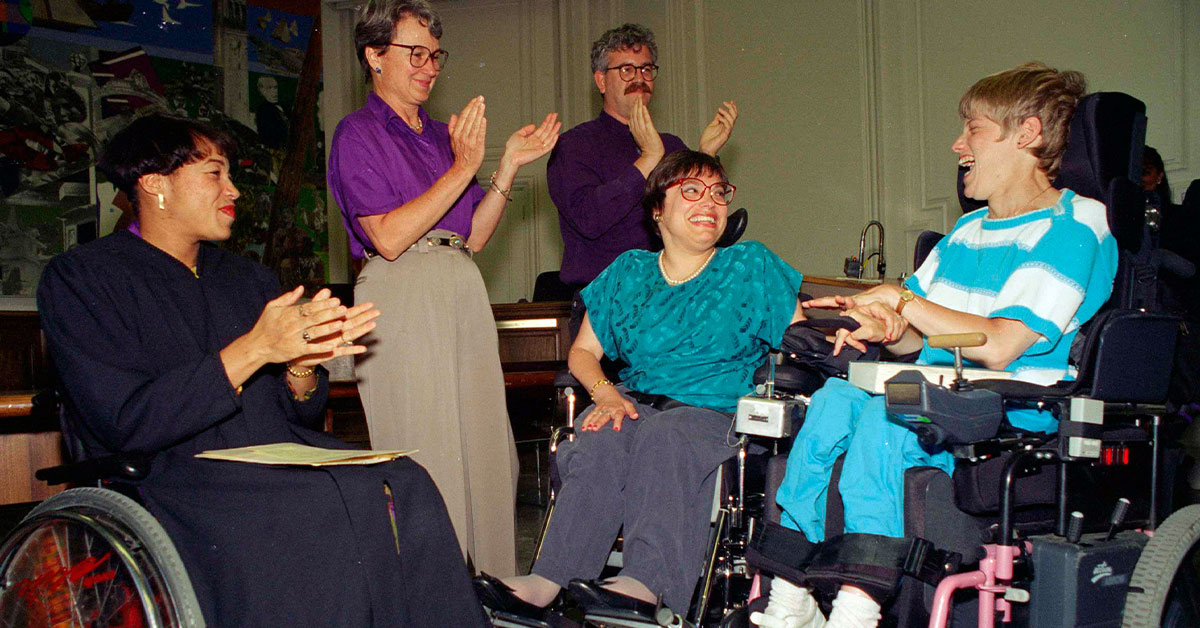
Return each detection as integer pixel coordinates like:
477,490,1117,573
0,412,205,627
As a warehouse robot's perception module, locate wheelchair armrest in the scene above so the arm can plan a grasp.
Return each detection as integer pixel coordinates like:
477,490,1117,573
554,370,581,389
550,426,575,451
35,453,152,486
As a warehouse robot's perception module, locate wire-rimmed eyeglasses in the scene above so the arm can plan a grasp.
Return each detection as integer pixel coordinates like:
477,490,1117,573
667,178,736,205
604,63,658,82
386,43,450,69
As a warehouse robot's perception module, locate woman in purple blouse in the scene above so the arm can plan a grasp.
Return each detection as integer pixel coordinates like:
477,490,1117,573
327,0,560,577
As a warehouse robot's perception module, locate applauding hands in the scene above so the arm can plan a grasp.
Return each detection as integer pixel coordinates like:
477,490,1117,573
220,286,381,389
448,95,562,176
699,101,738,156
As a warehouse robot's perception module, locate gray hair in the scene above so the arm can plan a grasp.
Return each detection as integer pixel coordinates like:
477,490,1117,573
590,23,657,74
354,0,443,81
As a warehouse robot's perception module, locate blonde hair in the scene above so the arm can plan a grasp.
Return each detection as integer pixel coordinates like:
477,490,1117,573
958,62,1087,179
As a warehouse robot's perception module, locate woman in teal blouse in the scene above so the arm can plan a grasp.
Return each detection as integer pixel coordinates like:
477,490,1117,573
481,151,895,618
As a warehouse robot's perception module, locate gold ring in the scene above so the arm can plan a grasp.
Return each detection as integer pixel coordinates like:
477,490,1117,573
302,329,312,342
299,304,310,317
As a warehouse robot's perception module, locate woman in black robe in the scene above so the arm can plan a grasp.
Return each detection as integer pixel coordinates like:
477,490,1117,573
36,114,488,627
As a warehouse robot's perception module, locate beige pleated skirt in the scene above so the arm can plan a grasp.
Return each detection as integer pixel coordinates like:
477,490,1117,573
354,236,518,576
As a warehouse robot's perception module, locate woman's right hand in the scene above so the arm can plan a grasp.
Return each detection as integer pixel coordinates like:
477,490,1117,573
629,97,664,159
580,385,639,432
249,287,352,365
448,95,487,176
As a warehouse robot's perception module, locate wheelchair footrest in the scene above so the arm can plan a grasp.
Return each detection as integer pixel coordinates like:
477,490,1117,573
488,610,559,628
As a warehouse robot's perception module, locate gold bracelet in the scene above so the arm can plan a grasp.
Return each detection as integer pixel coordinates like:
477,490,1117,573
489,171,513,202
286,364,315,378
589,378,613,396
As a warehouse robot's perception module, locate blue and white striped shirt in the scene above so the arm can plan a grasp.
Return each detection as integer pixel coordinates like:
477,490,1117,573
904,189,1118,431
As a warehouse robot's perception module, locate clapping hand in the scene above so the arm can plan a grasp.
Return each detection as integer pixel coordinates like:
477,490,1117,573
501,113,562,168
290,288,381,368
699,101,738,156
629,97,664,159
448,95,487,176
248,287,379,367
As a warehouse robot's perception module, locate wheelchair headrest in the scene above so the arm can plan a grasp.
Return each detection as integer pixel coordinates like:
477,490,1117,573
957,92,1147,251
716,207,748,248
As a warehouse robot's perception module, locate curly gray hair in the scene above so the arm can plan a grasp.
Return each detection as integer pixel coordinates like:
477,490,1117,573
354,0,443,81
590,23,657,74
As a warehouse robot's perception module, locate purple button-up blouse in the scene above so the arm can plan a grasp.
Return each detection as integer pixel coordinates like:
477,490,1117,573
328,91,484,259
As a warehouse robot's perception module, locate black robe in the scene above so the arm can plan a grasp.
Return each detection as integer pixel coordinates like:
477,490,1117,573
37,230,488,627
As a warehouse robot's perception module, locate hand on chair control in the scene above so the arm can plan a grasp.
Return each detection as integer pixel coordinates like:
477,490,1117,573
580,386,639,432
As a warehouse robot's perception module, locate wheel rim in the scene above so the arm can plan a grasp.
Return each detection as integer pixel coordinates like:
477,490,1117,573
0,516,170,628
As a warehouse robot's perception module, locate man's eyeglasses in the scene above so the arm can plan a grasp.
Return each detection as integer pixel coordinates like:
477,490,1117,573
668,178,736,205
386,43,450,69
604,63,658,82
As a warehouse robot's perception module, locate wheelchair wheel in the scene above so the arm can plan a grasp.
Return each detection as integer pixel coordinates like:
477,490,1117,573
1122,504,1200,627
0,487,204,628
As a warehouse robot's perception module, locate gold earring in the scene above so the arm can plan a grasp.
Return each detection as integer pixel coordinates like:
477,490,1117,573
157,193,165,210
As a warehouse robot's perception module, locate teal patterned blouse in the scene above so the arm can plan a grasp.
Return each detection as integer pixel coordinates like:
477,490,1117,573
581,241,804,412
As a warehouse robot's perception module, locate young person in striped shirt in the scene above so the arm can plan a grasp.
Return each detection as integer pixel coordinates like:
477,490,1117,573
754,63,1118,628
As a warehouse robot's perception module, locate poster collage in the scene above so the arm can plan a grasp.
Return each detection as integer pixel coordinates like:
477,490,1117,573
0,0,327,305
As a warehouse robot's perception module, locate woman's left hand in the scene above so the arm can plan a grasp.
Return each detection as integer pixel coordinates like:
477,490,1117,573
501,113,561,169
698,101,738,155
289,291,381,369
829,303,906,355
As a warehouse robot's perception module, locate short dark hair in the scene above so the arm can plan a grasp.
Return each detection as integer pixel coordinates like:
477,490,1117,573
1143,145,1172,202
641,151,727,241
958,62,1087,180
355,0,443,82
590,23,657,74
98,114,236,213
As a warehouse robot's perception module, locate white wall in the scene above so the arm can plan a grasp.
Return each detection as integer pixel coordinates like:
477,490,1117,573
322,0,1200,297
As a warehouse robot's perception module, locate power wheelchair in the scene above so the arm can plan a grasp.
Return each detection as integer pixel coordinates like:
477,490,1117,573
744,90,1198,628
501,91,1198,628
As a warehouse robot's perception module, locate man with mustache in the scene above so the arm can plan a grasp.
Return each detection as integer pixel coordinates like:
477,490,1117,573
547,23,737,336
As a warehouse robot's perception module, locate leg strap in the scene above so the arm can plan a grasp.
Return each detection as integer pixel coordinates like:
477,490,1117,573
805,533,962,602
745,522,817,586
747,525,961,603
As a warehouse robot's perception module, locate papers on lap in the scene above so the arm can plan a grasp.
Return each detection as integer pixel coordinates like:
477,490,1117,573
848,362,1012,394
196,443,416,466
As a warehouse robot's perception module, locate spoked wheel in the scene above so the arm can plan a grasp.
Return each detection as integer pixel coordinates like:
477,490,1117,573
1123,504,1200,627
0,488,204,628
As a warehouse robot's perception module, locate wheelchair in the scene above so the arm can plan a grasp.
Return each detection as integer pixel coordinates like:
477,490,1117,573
0,400,206,627
743,90,1199,628
506,91,1199,628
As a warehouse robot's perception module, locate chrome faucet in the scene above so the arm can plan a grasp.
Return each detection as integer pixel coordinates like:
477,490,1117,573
858,220,886,279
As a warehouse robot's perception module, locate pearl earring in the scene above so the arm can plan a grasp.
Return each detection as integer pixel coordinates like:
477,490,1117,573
157,193,165,210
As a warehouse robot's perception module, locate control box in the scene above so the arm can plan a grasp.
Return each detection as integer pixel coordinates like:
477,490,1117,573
1027,531,1147,628
735,395,802,439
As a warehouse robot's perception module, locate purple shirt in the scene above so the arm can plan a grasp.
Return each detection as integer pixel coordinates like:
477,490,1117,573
328,91,484,259
547,111,688,286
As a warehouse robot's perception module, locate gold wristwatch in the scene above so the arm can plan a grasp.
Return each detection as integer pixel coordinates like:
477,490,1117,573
895,289,916,315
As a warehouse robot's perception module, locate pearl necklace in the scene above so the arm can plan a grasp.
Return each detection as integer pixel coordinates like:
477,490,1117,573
659,249,716,286
406,117,424,132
